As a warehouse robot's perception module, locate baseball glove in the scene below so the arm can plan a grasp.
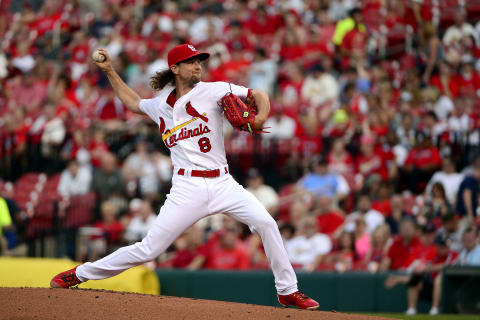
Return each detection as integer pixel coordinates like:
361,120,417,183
219,92,260,134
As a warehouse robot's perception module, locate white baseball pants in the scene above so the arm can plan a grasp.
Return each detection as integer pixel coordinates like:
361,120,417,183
76,172,298,295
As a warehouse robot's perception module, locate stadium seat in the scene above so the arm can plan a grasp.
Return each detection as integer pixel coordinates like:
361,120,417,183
63,192,96,229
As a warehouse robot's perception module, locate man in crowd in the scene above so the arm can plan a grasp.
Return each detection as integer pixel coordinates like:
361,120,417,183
246,168,279,217
429,227,480,315
204,222,250,270
285,215,332,271
124,200,157,244
384,233,458,315
298,156,349,202
456,162,480,223
380,218,422,272
57,159,92,198
343,193,384,234
425,157,463,206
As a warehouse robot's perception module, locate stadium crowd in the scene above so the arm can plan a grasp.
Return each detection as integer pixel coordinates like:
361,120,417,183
1,0,480,300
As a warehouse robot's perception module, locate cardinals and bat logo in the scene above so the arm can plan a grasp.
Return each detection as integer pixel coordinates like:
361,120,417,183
159,102,211,148
186,102,208,123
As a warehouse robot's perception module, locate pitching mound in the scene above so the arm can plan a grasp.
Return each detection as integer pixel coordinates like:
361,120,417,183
2,287,395,320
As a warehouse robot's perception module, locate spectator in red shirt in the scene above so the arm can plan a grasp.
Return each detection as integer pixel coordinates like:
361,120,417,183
171,225,207,270
245,5,280,36
209,48,251,84
278,11,307,62
5,72,47,111
279,29,306,62
304,26,334,65
30,1,66,38
340,26,368,68
418,224,438,262
225,21,253,53
204,223,250,270
80,200,125,262
384,232,458,316
278,62,304,117
402,0,433,32
404,131,442,193
356,135,389,181
430,60,459,100
315,196,345,236
344,82,369,120
372,182,392,217
380,218,422,271
88,128,110,168
294,113,323,159
456,59,480,97
94,201,125,243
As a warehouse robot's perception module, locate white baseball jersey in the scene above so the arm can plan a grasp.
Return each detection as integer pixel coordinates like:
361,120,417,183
139,81,250,170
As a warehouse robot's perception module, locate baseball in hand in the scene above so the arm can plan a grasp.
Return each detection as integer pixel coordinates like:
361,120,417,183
92,49,106,63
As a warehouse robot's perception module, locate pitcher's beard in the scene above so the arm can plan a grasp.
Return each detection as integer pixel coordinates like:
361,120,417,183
179,74,201,89
189,74,201,86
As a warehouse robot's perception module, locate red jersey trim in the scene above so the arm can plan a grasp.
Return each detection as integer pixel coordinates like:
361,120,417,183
246,88,253,101
166,89,177,108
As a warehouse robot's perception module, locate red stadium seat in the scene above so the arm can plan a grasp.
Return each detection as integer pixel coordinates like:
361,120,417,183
26,217,53,239
37,198,55,214
17,173,41,184
63,192,96,229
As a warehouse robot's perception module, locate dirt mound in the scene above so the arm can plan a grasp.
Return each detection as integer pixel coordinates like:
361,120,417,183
1,287,396,320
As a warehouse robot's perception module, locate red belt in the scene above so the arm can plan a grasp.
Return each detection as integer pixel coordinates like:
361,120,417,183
177,167,228,178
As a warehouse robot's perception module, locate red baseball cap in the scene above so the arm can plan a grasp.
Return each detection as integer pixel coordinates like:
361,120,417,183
167,44,210,67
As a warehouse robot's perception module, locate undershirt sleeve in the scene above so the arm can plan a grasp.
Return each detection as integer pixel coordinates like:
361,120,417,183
228,83,250,99
139,97,161,126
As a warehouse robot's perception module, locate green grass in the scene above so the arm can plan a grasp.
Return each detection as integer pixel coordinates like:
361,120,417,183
366,313,480,320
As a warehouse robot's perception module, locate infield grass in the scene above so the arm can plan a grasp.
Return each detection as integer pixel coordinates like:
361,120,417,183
366,313,480,320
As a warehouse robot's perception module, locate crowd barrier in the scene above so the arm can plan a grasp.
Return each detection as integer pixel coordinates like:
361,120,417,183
155,268,480,314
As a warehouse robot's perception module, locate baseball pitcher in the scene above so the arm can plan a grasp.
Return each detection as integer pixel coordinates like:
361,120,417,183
51,44,319,310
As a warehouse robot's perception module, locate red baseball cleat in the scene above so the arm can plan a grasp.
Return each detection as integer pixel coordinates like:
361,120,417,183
50,267,82,288
278,291,319,310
